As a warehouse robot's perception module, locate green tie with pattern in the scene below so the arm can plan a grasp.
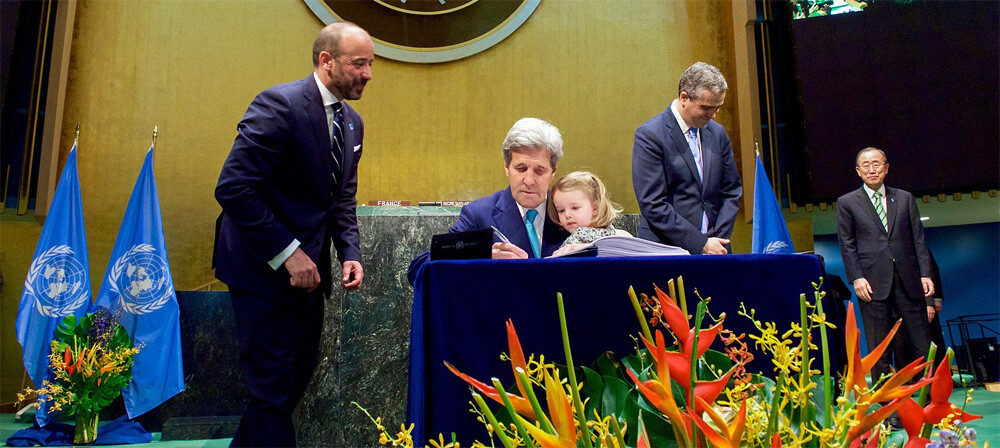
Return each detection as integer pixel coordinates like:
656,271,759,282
873,191,887,230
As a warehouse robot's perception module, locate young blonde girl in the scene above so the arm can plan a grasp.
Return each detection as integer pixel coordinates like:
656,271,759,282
547,171,625,253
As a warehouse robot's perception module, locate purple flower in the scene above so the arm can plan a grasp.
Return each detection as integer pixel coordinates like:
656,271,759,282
89,308,114,339
963,427,976,442
938,429,959,446
925,443,944,448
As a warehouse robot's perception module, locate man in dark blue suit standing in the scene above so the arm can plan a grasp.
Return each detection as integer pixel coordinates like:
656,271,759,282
632,62,743,255
214,22,373,447
837,147,935,397
407,118,570,285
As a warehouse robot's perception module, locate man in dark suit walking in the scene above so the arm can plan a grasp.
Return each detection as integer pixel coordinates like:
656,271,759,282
632,62,743,255
407,118,570,285
836,147,935,392
214,22,373,447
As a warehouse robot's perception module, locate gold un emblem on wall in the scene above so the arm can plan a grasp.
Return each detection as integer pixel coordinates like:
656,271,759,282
304,0,541,63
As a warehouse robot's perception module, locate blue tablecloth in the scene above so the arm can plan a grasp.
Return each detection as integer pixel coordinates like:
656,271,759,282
406,254,846,444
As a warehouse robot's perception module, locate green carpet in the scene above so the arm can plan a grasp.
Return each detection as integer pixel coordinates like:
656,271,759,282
2,387,997,447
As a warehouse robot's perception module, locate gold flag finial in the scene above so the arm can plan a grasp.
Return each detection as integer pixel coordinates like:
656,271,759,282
754,138,760,158
152,125,159,147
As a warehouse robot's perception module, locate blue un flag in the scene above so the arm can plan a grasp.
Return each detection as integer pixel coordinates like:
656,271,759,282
93,146,184,418
751,155,795,254
15,143,91,426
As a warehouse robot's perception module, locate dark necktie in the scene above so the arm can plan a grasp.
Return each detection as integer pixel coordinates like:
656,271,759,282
331,102,344,185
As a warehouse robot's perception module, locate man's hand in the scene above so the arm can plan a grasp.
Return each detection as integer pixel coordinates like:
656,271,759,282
342,260,364,290
701,237,730,255
921,277,935,297
492,242,528,259
285,248,321,292
853,277,873,302
926,305,936,322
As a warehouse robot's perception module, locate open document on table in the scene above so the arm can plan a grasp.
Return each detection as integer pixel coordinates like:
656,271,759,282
547,235,689,258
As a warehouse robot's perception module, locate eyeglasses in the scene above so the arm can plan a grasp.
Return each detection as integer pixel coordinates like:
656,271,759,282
858,162,884,171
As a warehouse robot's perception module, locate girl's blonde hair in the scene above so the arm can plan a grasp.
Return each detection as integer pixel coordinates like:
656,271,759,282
547,171,622,229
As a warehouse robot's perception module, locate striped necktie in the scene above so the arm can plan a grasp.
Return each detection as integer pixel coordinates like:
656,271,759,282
330,102,344,185
873,191,887,230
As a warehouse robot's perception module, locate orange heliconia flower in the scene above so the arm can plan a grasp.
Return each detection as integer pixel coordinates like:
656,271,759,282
62,347,77,377
842,301,937,446
894,356,981,448
445,319,537,420
689,397,747,448
516,369,576,448
922,357,981,424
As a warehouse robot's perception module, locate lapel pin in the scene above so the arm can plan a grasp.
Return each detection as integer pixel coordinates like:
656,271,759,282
349,123,354,131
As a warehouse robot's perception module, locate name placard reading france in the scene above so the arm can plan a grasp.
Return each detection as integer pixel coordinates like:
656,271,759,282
304,0,541,63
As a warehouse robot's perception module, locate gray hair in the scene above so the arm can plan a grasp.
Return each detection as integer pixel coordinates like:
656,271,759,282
501,118,563,169
678,62,728,100
855,147,887,165
312,22,363,67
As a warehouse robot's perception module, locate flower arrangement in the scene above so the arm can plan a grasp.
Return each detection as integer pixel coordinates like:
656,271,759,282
360,277,987,448
18,308,140,444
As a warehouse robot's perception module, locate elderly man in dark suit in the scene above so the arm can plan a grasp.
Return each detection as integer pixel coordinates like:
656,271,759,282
632,62,743,255
407,118,570,285
837,147,935,428
214,22,373,447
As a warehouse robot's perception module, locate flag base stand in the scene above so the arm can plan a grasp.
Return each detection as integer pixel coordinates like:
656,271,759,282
13,404,34,421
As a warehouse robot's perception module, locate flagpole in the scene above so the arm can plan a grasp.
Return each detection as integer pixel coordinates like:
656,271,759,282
151,125,158,159
74,123,80,146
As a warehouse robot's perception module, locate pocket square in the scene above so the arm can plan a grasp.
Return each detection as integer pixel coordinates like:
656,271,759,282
353,144,362,152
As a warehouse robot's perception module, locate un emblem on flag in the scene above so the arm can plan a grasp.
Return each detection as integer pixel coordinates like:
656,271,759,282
763,241,791,254
24,245,90,317
109,244,174,315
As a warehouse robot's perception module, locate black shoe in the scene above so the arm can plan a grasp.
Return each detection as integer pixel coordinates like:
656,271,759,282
884,416,903,431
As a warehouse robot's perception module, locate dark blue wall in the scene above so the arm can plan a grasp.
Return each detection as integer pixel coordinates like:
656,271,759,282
815,222,1000,356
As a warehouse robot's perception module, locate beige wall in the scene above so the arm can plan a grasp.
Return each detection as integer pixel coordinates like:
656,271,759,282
2,0,750,402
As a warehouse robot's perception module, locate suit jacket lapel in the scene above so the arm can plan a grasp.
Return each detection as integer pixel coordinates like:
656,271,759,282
494,188,532,255
699,126,715,193
885,188,897,236
666,115,702,184
541,217,565,256
339,103,360,187
303,77,335,193
856,188,887,235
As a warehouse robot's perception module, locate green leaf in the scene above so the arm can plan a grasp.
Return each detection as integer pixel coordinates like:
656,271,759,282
580,366,605,415
621,352,650,380
593,351,622,377
621,390,683,447
635,407,679,448
699,349,733,380
808,374,829,425
755,374,776,404
53,315,81,345
600,375,631,416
